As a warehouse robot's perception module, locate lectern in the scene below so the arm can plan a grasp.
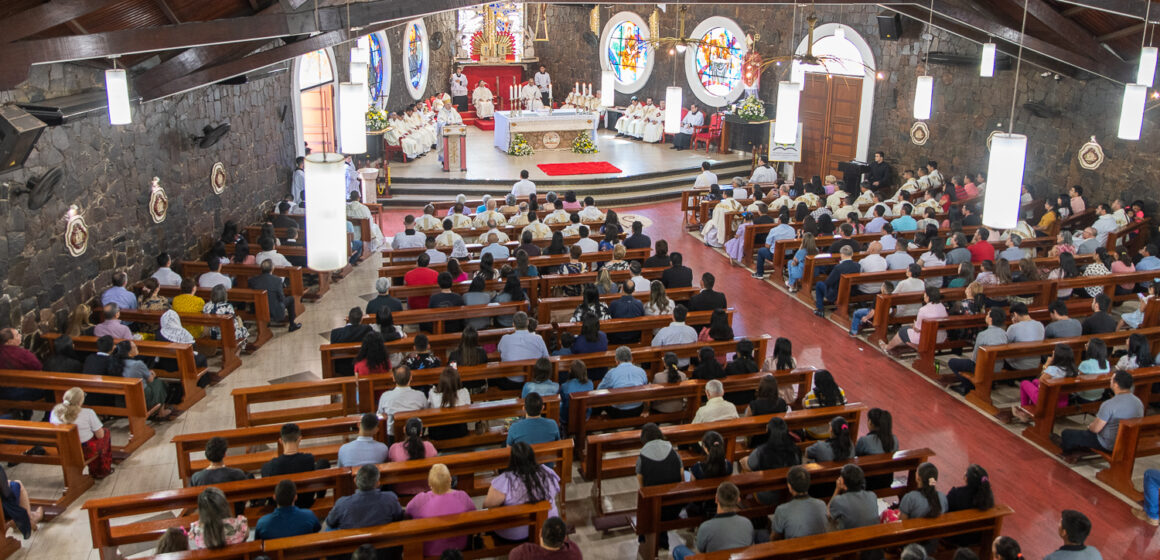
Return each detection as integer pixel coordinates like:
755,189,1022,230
442,124,467,172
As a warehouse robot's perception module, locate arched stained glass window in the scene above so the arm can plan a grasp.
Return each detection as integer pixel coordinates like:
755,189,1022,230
693,27,743,97
368,32,390,105
798,35,865,77
403,20,429,99
607,20,649,84
298,50,333,90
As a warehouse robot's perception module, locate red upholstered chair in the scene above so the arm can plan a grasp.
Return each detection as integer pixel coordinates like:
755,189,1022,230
693,112,723,153
383,135,408,163
663,108,690,144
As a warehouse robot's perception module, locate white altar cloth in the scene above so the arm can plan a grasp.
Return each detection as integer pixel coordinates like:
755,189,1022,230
492,109,599,151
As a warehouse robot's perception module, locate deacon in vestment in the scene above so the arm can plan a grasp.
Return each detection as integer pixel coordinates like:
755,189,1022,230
472,81,494,119
523,212,553,240
629,99,656,138
671,104,703,150
616,99,640,136
700,190,743,247
520,81,543,111
449,69,469,112
642,101,665,143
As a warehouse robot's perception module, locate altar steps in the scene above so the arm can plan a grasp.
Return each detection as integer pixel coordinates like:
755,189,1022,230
376,160,752,208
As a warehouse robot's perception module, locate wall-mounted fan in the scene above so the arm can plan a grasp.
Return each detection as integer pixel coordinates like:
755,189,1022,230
194,122,231,149
430,31,444,51
12,166,62,210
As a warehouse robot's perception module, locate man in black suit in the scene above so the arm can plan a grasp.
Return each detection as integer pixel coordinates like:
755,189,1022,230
688,272,727,312
643,240,671,269
82,335,115,375
329,307,374,376
660,251,693,288
247,259,302,332
622,220,652,251
828,224,863,255
273,201,298,230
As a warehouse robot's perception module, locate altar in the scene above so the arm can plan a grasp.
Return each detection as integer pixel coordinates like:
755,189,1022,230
493,109,598,152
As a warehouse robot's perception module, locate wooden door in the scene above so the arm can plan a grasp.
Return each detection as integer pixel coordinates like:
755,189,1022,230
301,84,335,154
798,73,862,180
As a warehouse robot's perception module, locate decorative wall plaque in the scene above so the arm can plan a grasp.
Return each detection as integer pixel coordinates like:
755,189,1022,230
64,205,88,257
910,122,929,146
211,162,227,194
542,131,562,149
149,176,168,223
1077,136,1104,170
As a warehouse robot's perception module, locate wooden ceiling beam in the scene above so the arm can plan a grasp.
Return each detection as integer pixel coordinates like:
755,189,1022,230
1051,0,1160,23
1099,23,1147,42
153,0,181,25
0,0,121,43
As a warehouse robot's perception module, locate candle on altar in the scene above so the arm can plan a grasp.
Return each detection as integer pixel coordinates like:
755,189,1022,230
574,81,579,93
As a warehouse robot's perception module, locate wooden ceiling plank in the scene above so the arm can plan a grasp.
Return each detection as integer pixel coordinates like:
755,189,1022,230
1098,22,1147,42
1022,0,1109,55
153,0,181,24
1050,0,1160,22
0,0,121,43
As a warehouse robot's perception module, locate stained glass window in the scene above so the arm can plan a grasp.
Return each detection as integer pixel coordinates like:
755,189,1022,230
606,20,649,85
298,50,333,90
694,27,743,97
406,24,425,90
458,2,524,59
369,33,385,104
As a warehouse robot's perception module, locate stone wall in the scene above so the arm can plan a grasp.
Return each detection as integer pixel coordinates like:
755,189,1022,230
382,12,459,111
0,63,295,333
535,3,1160,205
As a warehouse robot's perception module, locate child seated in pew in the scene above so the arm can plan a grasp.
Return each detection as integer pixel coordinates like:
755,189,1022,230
521,358,560,399
0,465,42,539
771,466,828,540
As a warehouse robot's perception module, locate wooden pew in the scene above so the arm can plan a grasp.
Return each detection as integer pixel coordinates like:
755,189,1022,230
0,370,156,456
393,395,561,452
0,420,93,516
358,301,528,334
0,505,18,559
1021,367,1160,452
380,231,625,264
556,334,769,377
583,404,867,512
44,334,207,412
172,416,381,486
231,377,369,428
535,286,699,324
689,506,1014,560
117,309,242,378
1095,414,1160,500
968,326,1160,414
266,211,374,248
150,286,274,351
568,368,813,459
537,266,665,301
377,247,651,280
638,448,934,560
1105,217,1151,253
387,276,538,307
180,261,310,315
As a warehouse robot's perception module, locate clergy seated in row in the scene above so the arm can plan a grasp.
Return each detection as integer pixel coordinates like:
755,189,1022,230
414,204,442,233
614,98,641,137
472,81,494,119
346,191,385,252
474,198,508,228
619,98,662,141
434,219,469,259
671,104,704,151
384,109,426,160
701,189,743,248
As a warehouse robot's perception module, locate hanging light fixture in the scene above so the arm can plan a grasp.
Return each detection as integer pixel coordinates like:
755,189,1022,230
105,59,131,125
600,70,615,107
791,61,806,86
982,0,1031,230
305,153,349,271
339,82,367,154
773,81,801,144
913,76,934,120
1118,83,1148,140
980,42,997,77
1137,2,1156,86
350,61,367,85
665,87,683,134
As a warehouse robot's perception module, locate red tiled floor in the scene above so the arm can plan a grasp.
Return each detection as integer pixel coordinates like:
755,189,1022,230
381,200,1160,558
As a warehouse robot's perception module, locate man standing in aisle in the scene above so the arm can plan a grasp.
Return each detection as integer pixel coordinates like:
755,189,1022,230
290,156,305,212
344,155,361,200
534,65,552,107
449,67,469,112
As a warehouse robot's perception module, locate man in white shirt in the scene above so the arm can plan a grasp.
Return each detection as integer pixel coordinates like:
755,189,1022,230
449,67,469,111
651,305,698,366
390,215,428,256
255,238,292,268
376,365,428,429
671,104,703,150
422,238,448,265
152,252,181,287
198,257,232,289
1091,203,1118,246
749,156,777,184
290,156,306,211
579,196,604,221
858,242,889,294
694,161,717,188
512,170,536,197
692,380,739,424
534,65,551,107
576,225,599,253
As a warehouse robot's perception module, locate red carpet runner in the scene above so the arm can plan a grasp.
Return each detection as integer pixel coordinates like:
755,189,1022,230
536,162,622,176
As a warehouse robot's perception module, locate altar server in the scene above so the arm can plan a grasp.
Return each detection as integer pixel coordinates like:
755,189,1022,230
701,189,743,247
472,81,494,119
449,68,469,112
534,65,552,107
642,101,665,143
671,104,703,150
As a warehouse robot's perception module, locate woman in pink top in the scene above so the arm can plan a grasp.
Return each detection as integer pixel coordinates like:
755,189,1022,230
561,191,582,212
881,287,947,353
1111,249,1137,292
1069,185,1086,215
405,464,477,556
388,418,438,495
447,258,470,283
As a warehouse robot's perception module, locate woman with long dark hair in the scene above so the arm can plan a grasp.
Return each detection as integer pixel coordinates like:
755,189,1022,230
764,337,796,371
571,285,610,321
992,536,1022,560
900,462,947,520
806,416,853,462
794,202,810,223
484,442,562,543
427,367,471,440
1048,251,1081,298
493,275,525,328
698,308,734,343
746,374,788,417
803,369,845,408
232,238,254,265
353,332,389,376
1116,332,1154,370
692,347,725,381
856,408,898,455
475,252,498,282
560,360,593,431
1075,338,1112,402
743,417,802,504
545,231,567,255
515,249,538,278
188,487,247,549
446,258,468,283
945,464,996,547
388,417,438,495
651,352,688,414
571,314,608,356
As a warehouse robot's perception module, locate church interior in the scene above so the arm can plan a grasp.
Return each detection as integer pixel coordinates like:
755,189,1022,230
0,1,1159,559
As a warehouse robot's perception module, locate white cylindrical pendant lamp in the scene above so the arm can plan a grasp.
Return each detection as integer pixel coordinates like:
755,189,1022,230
600,71,615,107
664,87,683,134
351,45,370,66
105,69,132,125
913,75,934,120
833,27,845,41
1137,46,1157,87
339,82,367,154
1118,83,1147,141
790,61,805,86
773,81,802,145
304,153,349,271
981,133,1027,230
980,43,996,78
350,61,368,85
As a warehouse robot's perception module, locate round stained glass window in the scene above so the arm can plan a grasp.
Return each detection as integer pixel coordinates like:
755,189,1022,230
684,17,747,106
600,12,653,94
403,19,429,100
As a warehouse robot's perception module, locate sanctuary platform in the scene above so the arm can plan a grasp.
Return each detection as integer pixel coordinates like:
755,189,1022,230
378,128,751,208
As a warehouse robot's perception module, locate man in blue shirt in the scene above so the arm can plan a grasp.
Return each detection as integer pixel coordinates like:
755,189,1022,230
480,233,511,260
101,272,138,310
608,280,645,344
863,205,888,234
496,312,549,390
337,413,389,467
597,346,649,418
506,392,560,446
255,479,321,539
325,464,403,530
1137,244,1160,281
889,204,917,232
752,214,796,278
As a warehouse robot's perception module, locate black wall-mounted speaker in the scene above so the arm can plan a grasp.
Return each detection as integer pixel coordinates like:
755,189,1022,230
0,105,46,174
877,13,903,41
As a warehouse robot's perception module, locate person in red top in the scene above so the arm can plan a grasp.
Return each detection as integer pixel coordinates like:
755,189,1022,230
967,228,996,264
510,516,583,560
353,332,390,376
403,252,439,309
0,328,50,420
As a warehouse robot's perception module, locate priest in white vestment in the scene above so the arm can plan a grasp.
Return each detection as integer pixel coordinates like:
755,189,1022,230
700,191,743,247
472,82,494,119
616,99,640,135
628,99,655,138
642,101,664,143
520,81,543,111
346,192,385,252
749,156,777,183
436,99,463,163
414,205,442,233
386,112,422,159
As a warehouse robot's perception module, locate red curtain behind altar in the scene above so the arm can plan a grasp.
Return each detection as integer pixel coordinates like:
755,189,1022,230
462,64,525,111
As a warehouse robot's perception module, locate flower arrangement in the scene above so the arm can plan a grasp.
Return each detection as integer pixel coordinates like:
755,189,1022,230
365,107,390,132
571,130,598,154
508,133,534,156
737,94,766,121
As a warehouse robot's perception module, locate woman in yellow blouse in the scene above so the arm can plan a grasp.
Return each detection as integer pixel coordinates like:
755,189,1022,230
170,278,205,338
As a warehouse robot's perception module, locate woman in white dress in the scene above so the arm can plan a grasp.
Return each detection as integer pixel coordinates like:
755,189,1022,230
472,81,494,119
